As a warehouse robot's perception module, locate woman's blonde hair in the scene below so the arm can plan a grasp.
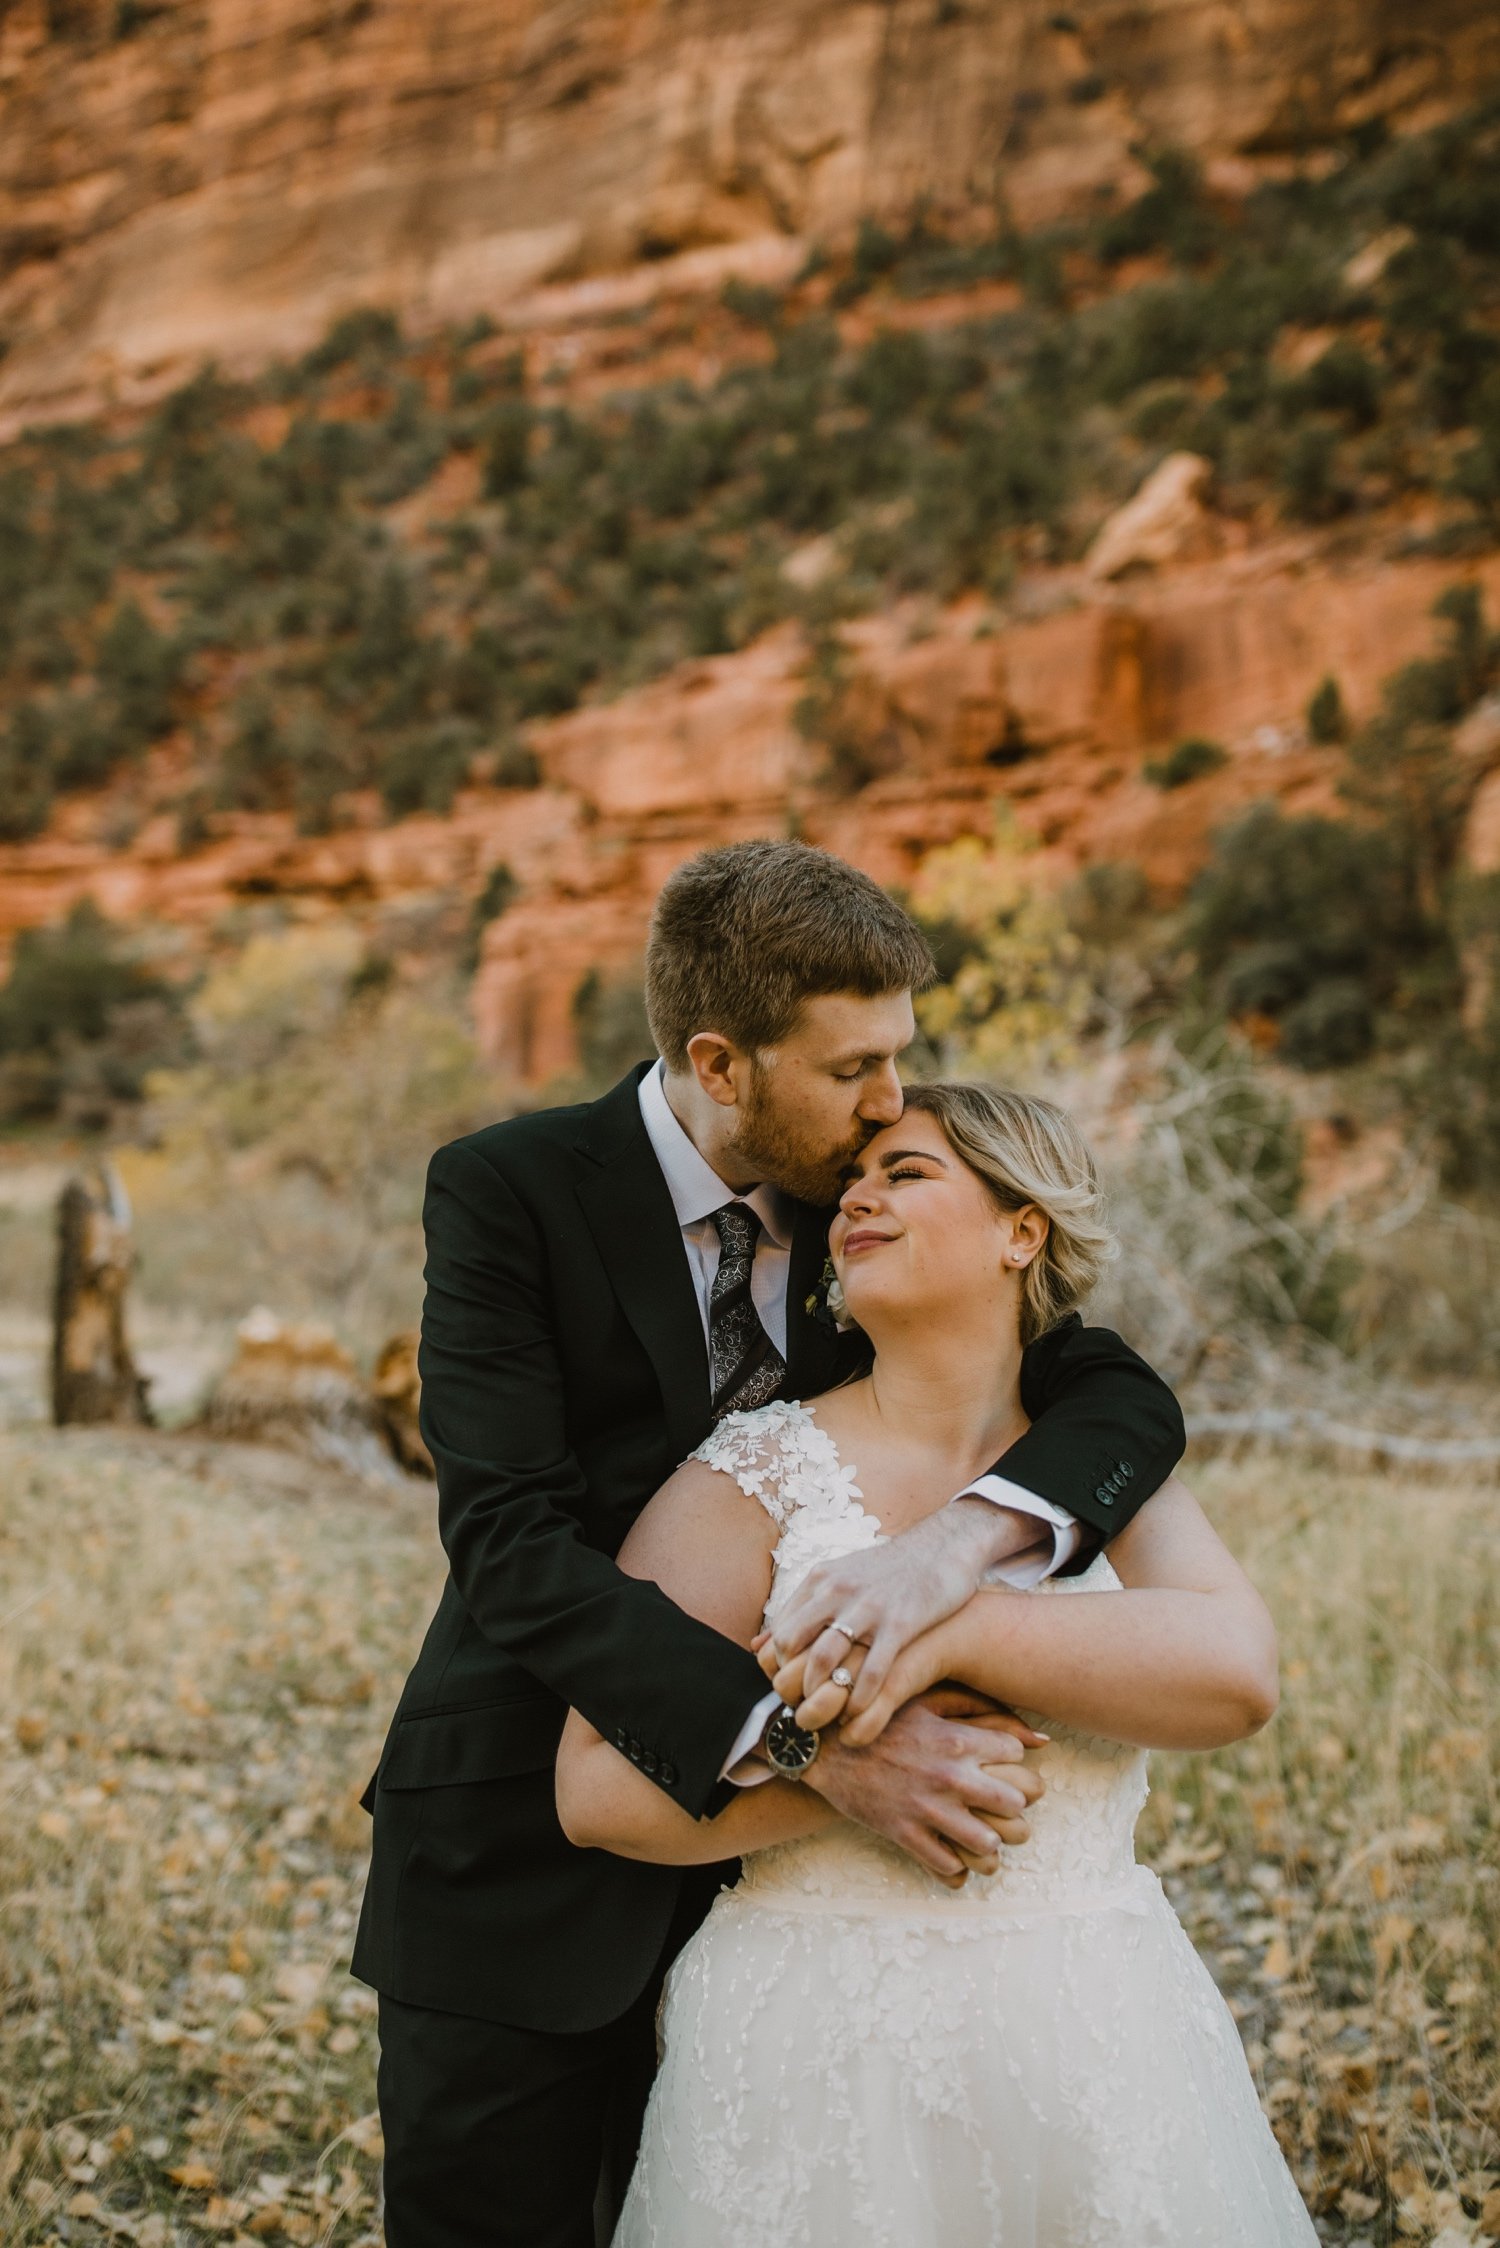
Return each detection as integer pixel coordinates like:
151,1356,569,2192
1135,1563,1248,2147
900,1080,1117,1345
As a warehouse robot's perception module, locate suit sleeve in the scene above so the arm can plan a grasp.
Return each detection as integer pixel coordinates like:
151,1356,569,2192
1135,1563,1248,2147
418,1139,768,1821
996,1314,1186,1541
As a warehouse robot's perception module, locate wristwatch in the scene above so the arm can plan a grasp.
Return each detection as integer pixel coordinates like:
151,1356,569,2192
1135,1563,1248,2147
763,1702,821,1779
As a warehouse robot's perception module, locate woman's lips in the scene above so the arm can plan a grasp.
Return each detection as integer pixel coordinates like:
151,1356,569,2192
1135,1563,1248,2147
841,1229,894,1255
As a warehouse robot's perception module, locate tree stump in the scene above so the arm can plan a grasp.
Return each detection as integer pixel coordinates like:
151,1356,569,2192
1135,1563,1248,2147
51,1164,152,1427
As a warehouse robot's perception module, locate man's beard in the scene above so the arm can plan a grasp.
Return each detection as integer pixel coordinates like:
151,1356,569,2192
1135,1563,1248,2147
725,1068,874,1208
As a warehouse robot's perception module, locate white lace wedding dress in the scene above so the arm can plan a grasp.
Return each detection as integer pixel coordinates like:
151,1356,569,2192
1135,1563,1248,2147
614,1400,1318,2247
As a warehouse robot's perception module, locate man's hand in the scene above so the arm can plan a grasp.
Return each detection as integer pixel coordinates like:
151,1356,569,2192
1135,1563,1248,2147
801,1686,1046,1884
767,1499,1046,1726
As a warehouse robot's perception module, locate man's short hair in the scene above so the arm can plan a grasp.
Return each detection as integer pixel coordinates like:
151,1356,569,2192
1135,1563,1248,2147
644,839,936,1069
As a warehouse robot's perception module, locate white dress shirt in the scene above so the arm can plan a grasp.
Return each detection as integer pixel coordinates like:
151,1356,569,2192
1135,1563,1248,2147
637,1063,1081,1779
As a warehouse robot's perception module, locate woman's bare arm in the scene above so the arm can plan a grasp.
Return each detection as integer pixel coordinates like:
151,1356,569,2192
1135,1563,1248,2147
555,1459,839,1863
775,1479,1279,1753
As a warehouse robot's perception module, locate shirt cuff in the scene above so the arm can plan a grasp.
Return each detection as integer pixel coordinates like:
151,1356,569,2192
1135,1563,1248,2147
721,1689,782,1786
955,1474,1082,1589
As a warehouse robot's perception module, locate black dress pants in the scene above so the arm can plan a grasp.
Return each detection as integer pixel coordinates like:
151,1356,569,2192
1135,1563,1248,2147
377,1980,660,2248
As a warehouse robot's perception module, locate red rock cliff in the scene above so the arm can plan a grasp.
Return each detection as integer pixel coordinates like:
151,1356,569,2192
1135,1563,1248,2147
3,0,1499,426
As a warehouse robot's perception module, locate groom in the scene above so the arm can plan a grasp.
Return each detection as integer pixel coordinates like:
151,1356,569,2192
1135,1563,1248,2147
353,839,1185,2248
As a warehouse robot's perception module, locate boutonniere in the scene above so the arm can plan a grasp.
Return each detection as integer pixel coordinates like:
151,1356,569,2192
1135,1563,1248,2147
804,1254,856,1334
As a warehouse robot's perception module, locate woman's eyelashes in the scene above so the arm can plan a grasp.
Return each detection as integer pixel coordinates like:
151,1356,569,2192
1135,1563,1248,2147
885,1164,930,1184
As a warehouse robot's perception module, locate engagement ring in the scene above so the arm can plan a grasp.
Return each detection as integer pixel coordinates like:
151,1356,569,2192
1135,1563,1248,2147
830,1666,854,1690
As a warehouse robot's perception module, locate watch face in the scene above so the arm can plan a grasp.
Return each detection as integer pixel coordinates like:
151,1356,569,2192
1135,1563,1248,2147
765,1705,820,1774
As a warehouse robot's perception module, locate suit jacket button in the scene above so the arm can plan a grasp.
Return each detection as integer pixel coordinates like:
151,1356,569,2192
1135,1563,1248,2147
1121,1461,1135,1478
660,1762,678,1787
642,1752,659,1776
1096,1486,1114,1506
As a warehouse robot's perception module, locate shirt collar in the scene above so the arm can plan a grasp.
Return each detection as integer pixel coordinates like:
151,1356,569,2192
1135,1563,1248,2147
638,1061,793,1249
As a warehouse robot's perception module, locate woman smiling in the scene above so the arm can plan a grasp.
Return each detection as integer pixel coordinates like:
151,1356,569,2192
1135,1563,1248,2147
556,1078,1315,2246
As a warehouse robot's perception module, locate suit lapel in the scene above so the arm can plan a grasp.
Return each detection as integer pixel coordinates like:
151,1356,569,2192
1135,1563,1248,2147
575,1070,710,1460
784,1201,845,1401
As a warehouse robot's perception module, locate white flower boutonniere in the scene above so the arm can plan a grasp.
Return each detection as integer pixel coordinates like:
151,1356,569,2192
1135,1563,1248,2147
804,1254,856,1334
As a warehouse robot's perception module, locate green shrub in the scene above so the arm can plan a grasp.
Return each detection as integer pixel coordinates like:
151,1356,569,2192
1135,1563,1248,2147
571,967,655,1090
721,278,783,328
1305,674,1348,744
1093,281,1219,400
1340,584,1496,914
794,630,899,797
494,741,541,790
1144,737,1228,789
1278,423,1350,522
832,219,901,306
1448,367,1500,515
1187,803,1420,1065
1062,860,1150,948
463,860,519,971
217,693,287,811
0,900,187,1123
301,306,403,378
1277,977,1378,1069
0,704,56,839
482,401,534,497
95,597,184,752
847,330,933,421
378,721,477,820
1097,147,1219,269
1297,340,1383,429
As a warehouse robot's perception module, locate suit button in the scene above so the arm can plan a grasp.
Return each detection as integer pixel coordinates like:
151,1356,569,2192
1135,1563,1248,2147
1120,1461,1135,1479
642,1752,659,1777
1096,1486,1114,1506
660,1762,678,1787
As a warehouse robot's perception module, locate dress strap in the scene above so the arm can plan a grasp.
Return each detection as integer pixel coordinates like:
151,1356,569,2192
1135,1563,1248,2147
691,1399,813,1529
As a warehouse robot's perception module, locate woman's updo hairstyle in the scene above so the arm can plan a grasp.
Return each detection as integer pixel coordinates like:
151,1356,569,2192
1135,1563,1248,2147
900,1080,1117,1346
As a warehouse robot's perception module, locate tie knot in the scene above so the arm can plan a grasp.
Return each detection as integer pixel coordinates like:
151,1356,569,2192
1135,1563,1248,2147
710,1201,762,1259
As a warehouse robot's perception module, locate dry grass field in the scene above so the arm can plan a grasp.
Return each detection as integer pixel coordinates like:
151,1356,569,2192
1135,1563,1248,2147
0,1424,1494,2247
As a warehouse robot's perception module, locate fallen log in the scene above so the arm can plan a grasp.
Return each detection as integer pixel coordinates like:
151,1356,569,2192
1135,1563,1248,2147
1187,1409,1500,1471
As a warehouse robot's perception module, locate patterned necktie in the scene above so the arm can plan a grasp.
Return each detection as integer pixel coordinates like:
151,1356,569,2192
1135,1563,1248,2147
708,1202,787,1419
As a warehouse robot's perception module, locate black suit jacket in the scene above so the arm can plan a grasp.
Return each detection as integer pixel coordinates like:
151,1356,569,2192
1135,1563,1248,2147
351,1065,1185,2032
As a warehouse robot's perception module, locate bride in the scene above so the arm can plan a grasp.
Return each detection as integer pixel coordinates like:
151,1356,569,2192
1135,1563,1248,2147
556,1080,1318,2245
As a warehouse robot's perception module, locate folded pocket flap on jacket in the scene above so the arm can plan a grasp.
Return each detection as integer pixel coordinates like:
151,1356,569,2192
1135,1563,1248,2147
378,1694,565,1791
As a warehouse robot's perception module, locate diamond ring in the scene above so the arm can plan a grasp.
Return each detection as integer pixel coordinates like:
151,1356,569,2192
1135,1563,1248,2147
830,1666,854,1691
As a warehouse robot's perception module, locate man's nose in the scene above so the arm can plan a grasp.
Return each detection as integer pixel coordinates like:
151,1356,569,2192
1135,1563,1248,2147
857,1060,904,1127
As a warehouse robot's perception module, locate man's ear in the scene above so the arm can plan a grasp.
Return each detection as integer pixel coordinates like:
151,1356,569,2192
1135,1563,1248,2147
684,1029,748,1109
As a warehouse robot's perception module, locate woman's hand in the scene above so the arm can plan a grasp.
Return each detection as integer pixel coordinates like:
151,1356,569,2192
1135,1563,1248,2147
758,1615,1050,1753
757,1621,946,1733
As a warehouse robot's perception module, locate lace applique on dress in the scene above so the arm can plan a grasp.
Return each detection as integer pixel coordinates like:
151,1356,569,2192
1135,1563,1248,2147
692,1399,875,1569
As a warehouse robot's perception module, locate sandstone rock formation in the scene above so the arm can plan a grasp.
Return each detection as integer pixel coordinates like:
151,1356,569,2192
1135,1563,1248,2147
3,0,1499,427
1085,453,1216,580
